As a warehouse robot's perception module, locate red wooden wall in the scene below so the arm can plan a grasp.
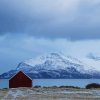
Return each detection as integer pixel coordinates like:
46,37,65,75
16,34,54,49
9,71,32,88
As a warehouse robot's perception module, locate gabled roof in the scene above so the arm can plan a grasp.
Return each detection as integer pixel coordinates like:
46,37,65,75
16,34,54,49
9,70,32,81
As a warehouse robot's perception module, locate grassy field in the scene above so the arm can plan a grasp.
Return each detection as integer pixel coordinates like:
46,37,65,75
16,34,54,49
0,87,100,100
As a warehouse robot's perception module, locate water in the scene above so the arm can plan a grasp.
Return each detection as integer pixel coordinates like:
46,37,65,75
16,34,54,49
0,79,100,89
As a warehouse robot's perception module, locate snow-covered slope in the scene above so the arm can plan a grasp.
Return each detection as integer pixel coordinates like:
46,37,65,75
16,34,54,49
17,53,93,73
0,53,100,79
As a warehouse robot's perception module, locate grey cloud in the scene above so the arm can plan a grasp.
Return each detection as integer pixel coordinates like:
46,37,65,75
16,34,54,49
0,0,100,40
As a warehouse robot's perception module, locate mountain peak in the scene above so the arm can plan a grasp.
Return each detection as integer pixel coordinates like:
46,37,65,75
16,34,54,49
24,52,63,64
16,52,91,72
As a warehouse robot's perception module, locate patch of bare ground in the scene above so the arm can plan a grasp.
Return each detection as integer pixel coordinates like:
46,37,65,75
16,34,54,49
1,87,100,100
0,88,8,99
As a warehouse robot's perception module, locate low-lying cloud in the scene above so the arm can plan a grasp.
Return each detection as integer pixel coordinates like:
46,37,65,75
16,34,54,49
1,34,100,73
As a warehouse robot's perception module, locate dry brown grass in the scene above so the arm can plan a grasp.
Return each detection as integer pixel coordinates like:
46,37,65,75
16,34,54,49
0,87,100,100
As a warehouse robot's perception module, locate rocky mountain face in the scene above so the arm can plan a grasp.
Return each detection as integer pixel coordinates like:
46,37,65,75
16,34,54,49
0,53,100,79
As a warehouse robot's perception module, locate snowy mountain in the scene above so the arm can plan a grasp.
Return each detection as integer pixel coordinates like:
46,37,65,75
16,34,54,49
0,53,100,79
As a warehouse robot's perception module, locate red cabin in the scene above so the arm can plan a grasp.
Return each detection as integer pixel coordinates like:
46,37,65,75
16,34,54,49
9,71,32,88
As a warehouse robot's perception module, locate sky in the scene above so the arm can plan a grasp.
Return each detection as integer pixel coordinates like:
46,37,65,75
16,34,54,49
0,0,100,74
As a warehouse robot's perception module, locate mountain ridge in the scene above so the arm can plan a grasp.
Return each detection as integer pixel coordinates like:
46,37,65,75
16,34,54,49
0,53,100,79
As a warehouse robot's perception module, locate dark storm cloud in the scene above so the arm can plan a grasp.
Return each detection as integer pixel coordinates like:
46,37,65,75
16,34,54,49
0,0,100,40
